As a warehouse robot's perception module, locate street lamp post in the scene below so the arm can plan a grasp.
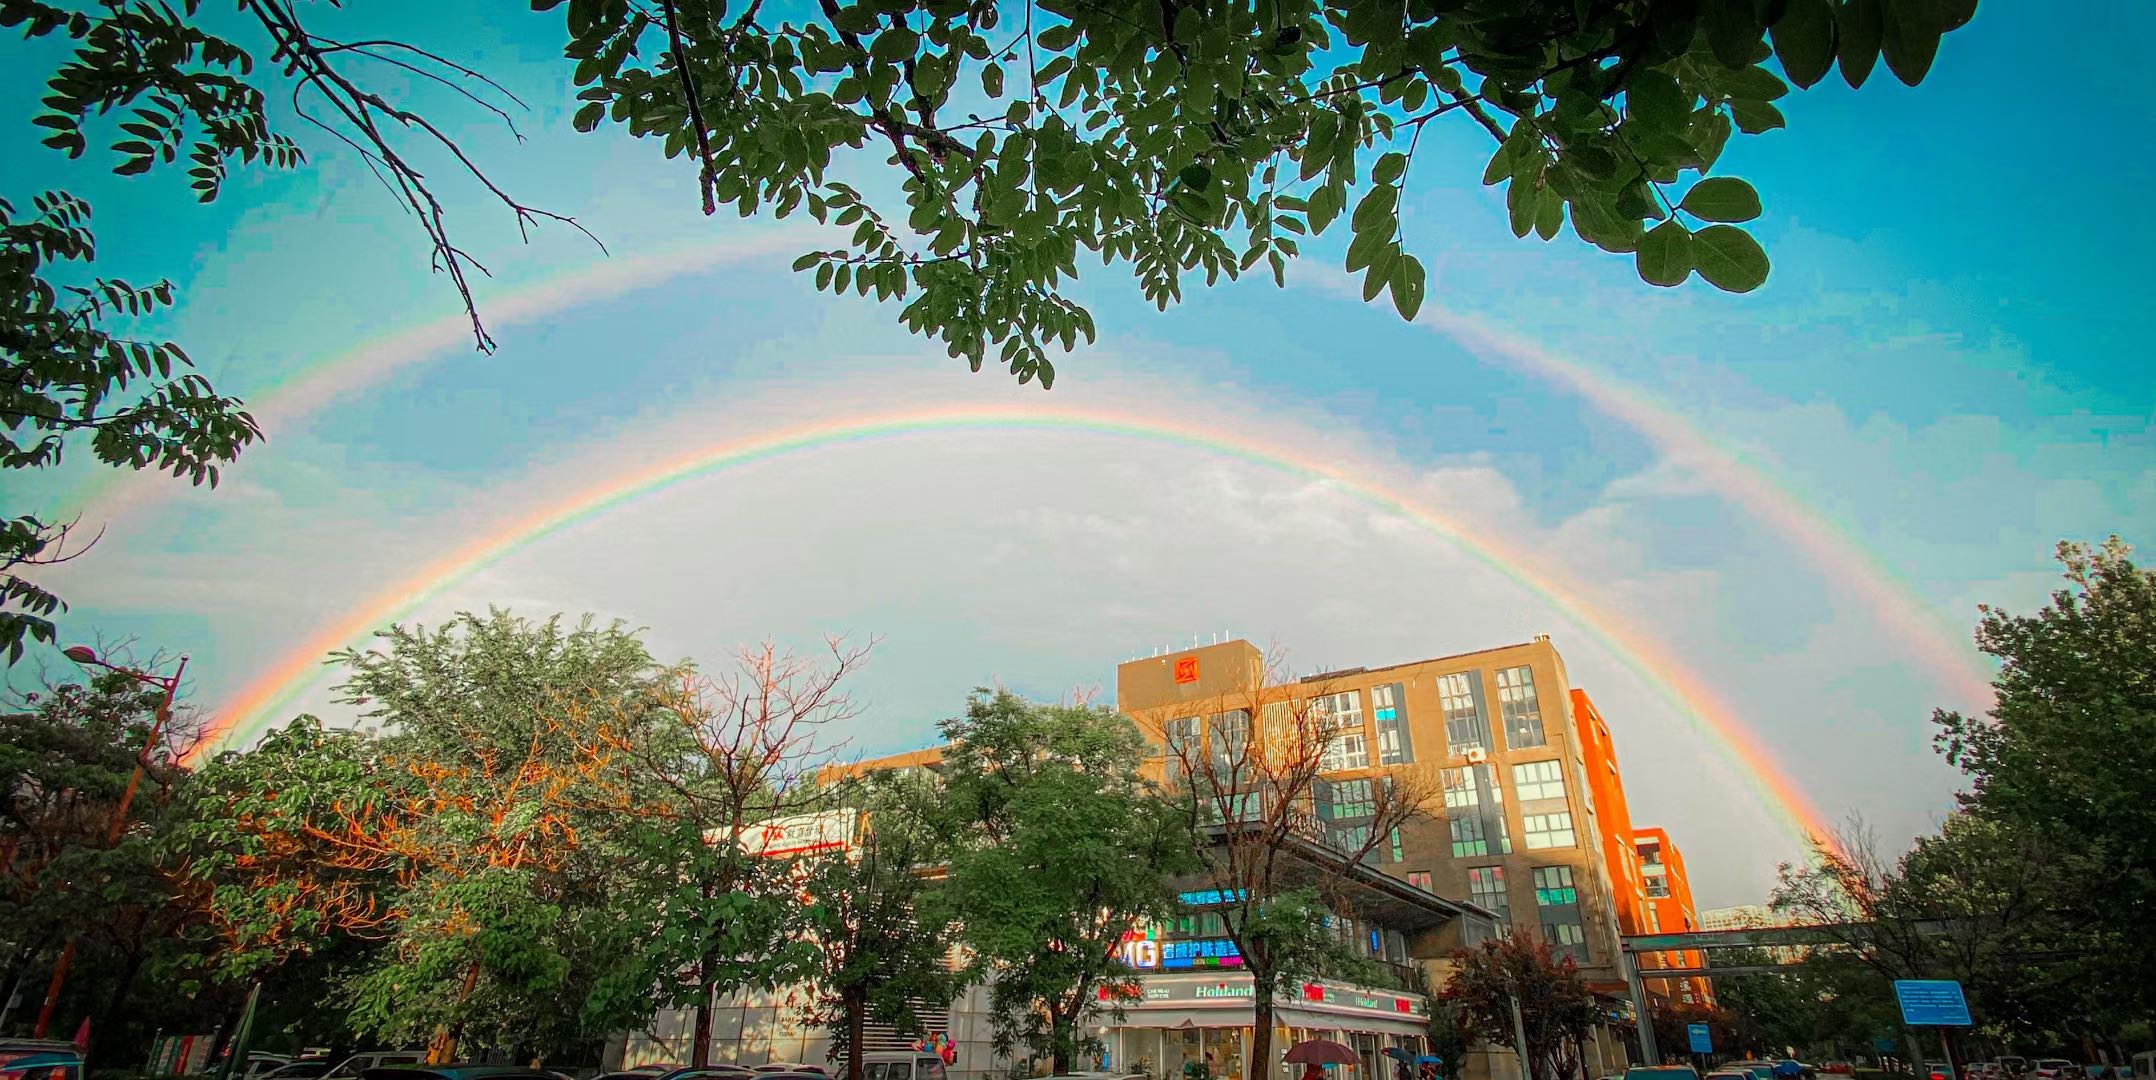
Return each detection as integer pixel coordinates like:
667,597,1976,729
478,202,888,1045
30,647,189,1040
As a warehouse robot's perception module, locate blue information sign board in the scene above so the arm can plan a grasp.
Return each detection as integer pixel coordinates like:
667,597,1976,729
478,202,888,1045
1687,1023,1714,1055
1894,979,1972,1026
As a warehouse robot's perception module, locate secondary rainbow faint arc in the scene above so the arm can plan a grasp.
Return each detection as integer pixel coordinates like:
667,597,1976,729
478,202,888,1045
193,406,1837,852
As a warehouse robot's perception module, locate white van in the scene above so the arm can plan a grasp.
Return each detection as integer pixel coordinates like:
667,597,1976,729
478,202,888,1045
857,1052,949,1080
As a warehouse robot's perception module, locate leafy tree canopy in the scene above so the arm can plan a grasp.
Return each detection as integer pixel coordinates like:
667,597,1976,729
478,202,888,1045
1441,928,1599,1080
559,0,1978,384
939,690,1193,1072
1931,537,2156,1031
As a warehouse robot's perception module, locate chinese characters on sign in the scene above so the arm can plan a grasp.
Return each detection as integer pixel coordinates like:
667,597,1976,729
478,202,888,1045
1174,656,1200,683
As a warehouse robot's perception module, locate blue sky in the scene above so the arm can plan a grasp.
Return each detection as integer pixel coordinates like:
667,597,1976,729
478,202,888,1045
12,4,2154,904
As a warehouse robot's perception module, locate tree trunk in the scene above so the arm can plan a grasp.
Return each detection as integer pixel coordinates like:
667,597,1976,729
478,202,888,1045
90,950,146,1065
1049,1001,1071,1075
844,994,868,1080
1252,979,1276,1080
691,952,715,1068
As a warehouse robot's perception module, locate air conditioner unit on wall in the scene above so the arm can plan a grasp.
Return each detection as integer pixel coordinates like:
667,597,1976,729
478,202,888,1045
1465,748,1487,764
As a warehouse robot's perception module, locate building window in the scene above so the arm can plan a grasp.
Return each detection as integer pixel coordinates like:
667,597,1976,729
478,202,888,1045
1326,778,1376,820
1522,812,1577,849
1210,710,1250,773
1636,842,1662,866
1533,866,1587,962
1437,672,1491,755
1513,760,1575,850
1388,827,1404,863
1468,865,1509,921
1512,760,1566,800
1406,870,1434,893
1165,717,1199,781
1443,765,1510,857
1644,869,1671,899
1316,691,1369,772
1495,665,1545,748
1372,682,1414,764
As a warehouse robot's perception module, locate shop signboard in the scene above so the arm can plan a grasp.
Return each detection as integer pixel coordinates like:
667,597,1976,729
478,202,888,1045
736,809,858,858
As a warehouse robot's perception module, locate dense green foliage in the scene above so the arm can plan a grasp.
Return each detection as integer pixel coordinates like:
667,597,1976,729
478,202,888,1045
939,690,1193,1072
1934,537,2156,1031
1,671,219,1063
557,0,1977,386
1750,539,2156,1057
177,612,681,1059
798,772,967,1080
1440,928,1598,1080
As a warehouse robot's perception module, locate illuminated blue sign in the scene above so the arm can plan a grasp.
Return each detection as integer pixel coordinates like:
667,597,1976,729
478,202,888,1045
1176,889,1249,906
1160,938,1243,968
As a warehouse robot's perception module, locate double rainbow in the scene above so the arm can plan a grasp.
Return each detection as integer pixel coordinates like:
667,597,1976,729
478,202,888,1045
186,405,1839,852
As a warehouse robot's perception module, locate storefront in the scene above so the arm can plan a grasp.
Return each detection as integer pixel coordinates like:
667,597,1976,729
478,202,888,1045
1095,974,1430,1080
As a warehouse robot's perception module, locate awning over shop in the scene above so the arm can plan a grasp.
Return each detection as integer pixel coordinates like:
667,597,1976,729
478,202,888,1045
1273,1006,1428,1039
1112,1008,1249,1029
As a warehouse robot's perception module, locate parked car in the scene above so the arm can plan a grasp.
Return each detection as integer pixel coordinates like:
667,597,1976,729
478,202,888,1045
1623,1069,1701,1080
264,1062,337,1080
331,1054,428,1080
0,1040,83,1080
2036,1062,2077,1080
1999,1058,2030,1078
361,1066,566,1080
750,1068,824,1077
651,1068,754,1080
1822,1064,1854,1075
1706,1070,1754,1080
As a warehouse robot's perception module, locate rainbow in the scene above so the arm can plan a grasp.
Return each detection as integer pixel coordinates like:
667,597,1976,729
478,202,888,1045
56,234,1987,721
48,230,812,525
191,406,1839,855
1416,306,1994,708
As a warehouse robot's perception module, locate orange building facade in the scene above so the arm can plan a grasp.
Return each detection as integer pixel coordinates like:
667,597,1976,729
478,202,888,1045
1632,826,1712,1006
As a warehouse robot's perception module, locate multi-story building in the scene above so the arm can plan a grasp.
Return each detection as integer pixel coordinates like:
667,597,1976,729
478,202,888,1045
1119,638,1628,988
1568,690,1650,987
803,747,1484,1080
1117,637,1657,1076
1632,828,1712,1006
1699,905,1807,964
784,633,1711,1080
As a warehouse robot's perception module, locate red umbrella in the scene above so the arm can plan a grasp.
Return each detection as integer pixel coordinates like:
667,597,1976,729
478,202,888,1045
1283,1042,1360,1066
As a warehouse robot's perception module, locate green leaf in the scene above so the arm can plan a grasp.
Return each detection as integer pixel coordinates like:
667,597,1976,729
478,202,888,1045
1362,243,1398,302
982,62,1004,98
1534,188,1564,240
1635,221,1694,286
1627,70,1690,131
1836,0,1884,88
1037,24,1078,51
1770,0,1838,89
1388,253,1426,320
1371,152,1408,185
1691,224,1769,292
870,28,917,63
1481,142,1517,186
1179,163,1213,192
1679,176,1762,222
791,252,822,272
1728,100,1786,133
1506,176,1539,238
1721,65,1789,100
1351,185,1398,234
1703,0,1764,69
1879,0,1943,85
